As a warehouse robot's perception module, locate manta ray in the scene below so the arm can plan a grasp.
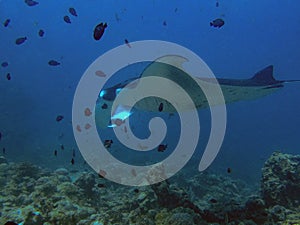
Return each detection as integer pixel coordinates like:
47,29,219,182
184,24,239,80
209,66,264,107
95,55,299,128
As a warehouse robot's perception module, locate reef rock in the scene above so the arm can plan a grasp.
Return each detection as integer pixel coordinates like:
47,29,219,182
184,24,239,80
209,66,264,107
0,156,8,164
74,172,96,197
261,151,300,208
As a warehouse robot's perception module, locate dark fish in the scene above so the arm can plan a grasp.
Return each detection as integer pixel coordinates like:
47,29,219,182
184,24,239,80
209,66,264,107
5,222,18,225
72,149,75,157
134,188,139,193
93,22,107,41
71,158,74,165
104,139,113,148
163,20,167,26
227,167,232,173
63,15,71,24
210,18,225,28
115,13,121,22
24,0,39,7
158,102,164,112
1,61,8,67
15,37,27,45
216,1,219,7
3,19,10,27
60,144,64,150
48,60,60,66
210,198,218,203
168,113,174,119
2,147,5,154
54,150,57,156
97,183,106,188
157,144,167,152
0,131,2,140
101,103,108,109
131,168,137,177
125,39,131,48
38,29,44,37
6,73,11,80
56,115,64,122
69,7,78,17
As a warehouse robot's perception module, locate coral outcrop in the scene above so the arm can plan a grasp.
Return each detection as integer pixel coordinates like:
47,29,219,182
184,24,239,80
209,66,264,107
261,151,300,208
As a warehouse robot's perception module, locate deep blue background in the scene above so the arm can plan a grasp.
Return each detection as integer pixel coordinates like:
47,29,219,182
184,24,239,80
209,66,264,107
0,0,299,183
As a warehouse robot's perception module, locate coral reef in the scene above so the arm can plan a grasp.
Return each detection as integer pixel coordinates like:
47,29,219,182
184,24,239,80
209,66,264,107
0,152,299,224
150,180,202,214
261,151,300,208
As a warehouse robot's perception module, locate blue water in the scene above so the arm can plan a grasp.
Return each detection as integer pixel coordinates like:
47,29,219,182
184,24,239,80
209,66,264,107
0,0,299,183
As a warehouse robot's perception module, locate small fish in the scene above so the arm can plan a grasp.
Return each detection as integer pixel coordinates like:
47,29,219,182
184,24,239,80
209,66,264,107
0,131,2,140
58,133,64,139
54,150,57,156
168,113,174,119
157,144,167,152
104,139,113,148
71,158,75,165
38,29,44,37
15,37,27,45
56,115,64,122
60,144,64,150
76,125,82,132
131,168,137,177
174,8,178,13
93,22,107,41
69,7,77,17
210,198,218,203
72,149,75,157
101,103,108,109
163,20,167,26
85,123,91,130
5,222,18,225
158,102,164,112
133,188,139,193
227,167,232,173
95,70,106,77
98,169,106,178
113,119,124,127
6,73,11,80
84,108,92,116
63,15,71,24
125,39,131,48
24,0,39,7
210,18,225,28
3,19,10,27
48,60,60,66
1,61,8,67
97,183,106,188
216,1,219,7
2,147,5,154
115,13,121,22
